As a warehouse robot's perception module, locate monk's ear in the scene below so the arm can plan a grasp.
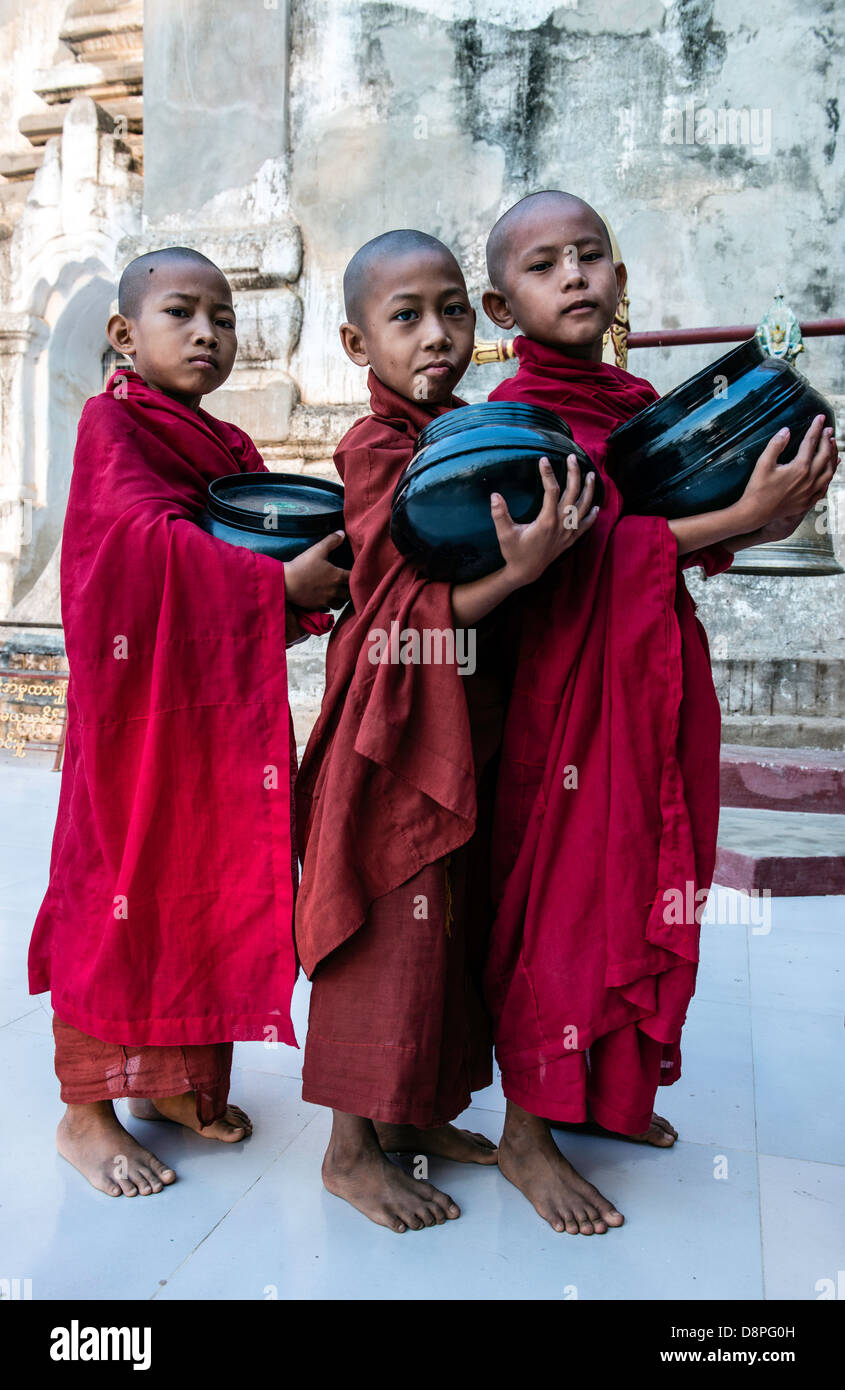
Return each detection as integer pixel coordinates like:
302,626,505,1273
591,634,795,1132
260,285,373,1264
614,260,628,305
339,322,369,368
482,289,516,332
107,312,136,357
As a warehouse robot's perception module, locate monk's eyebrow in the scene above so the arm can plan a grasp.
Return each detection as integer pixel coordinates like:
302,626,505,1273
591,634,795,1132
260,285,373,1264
159,290,235,313
522,235,604,258
386,285,468,303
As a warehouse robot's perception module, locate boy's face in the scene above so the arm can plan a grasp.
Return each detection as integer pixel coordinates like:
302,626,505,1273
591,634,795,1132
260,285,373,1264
340,248,476,404
107,261,238,409
483,203,626,361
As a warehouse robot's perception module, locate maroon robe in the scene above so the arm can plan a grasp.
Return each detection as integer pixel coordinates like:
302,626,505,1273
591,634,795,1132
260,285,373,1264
29,371,329,1123
295,372,507,1124
485,337,732,1133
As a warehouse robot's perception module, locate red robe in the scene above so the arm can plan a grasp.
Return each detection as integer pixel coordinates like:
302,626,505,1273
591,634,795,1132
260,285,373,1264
295,372,504,1124
29,370,327,1065
485,337,732,1133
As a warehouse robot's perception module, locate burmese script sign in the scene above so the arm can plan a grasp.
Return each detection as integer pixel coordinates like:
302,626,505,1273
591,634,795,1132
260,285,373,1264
0,669,68,761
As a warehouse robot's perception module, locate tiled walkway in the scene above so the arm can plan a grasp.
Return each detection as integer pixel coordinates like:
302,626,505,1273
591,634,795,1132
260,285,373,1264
1,756,842,1300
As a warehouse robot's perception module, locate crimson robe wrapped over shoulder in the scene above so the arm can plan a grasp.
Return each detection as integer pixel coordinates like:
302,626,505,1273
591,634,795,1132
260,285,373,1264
29,370,327,1047
485,337,733,1124
294,372,480,977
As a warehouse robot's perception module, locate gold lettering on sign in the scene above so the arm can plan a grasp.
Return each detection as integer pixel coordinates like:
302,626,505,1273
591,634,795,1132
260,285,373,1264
0,670,69,759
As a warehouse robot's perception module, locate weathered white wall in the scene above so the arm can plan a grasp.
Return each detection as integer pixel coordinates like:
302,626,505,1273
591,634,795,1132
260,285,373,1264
0,0,842,692
142,0,290,223
288,1,842,401
287,0,844,671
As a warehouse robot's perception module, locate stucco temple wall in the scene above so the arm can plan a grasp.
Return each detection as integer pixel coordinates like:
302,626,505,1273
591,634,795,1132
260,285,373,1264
1,0,842,738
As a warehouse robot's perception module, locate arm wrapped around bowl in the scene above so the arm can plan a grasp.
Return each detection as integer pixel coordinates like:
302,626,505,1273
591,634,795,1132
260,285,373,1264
605,337,835,520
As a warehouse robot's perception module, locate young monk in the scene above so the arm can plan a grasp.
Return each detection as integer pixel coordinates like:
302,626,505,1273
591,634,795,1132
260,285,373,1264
294,228,598,1233
28,246,349,1197
480,190,839,1235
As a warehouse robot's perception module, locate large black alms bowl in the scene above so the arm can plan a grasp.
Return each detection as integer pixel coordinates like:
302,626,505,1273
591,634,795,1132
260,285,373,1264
390,401,601,583
197,472,354,585
606,337,835,519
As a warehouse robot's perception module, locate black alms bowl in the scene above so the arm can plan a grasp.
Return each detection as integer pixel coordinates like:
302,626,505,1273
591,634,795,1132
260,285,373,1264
196,473,353,577
390,402,601,583
606,337,835,519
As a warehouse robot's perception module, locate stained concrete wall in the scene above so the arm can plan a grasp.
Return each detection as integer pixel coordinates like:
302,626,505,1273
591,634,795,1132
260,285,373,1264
288,0,843,406
143,0,289,223
286,0,844,667
1,0,842,683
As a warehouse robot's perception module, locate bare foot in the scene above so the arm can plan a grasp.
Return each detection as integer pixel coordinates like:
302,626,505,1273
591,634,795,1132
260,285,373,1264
498,1101,625,1235
323,1112,461,1233
375,1121,498,1165
128,1094,252,1142
553,1109,679,1148
57,1101,176,1197
627,1112,678,1147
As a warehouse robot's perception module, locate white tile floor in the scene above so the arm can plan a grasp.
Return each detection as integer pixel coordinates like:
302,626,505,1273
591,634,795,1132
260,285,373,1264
1,755,843,1300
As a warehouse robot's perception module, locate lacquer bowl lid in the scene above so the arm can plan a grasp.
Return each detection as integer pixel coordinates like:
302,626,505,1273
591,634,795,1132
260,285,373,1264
390,401,600,582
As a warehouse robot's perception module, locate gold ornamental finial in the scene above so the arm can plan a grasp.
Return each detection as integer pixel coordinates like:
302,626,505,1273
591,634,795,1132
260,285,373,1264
471,338,516,366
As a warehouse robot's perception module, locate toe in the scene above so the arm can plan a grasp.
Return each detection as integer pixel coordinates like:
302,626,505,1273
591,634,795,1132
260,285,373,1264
138,1165,162,1193
653,1112,678,1135
584,1204,608,1233
420,1181,459,1218
119,1178,139,1197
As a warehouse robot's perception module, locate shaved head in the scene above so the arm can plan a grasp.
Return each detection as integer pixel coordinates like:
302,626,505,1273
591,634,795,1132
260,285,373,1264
343,230,462,326
486,191,613,290
118,247,226,319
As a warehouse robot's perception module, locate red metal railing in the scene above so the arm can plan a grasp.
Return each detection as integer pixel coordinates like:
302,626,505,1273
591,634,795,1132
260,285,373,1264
627,318,845,349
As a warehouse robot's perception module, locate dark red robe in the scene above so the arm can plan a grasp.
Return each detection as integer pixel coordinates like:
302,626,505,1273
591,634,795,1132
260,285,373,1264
29,371,327,1083
295,372,506,1124
485,337,732,1133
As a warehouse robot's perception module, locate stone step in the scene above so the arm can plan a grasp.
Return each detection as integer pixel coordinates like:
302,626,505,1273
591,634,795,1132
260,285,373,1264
720,743,845,814
715,806,845,897
720,715,844,751
19,96,144,146
33,57,143,105
0,150,44,182
59,3,143,61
